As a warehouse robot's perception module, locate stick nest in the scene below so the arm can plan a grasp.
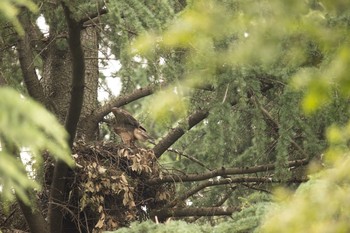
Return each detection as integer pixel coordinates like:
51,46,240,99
54,141,173,232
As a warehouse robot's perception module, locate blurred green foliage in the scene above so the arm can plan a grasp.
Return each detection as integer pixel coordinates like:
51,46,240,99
133,0,350,114
0,87,73,205
110,220,209,233
126,0,350,232
261,156,350,233
111,194,271,233
0,0,37,35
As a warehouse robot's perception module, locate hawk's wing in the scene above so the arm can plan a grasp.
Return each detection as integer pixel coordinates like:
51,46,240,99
111,107,150,141
111,107,140,128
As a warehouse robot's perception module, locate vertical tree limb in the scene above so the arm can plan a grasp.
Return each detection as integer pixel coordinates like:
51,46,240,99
48,2,85,233
16,194,49,233
17,10,47,106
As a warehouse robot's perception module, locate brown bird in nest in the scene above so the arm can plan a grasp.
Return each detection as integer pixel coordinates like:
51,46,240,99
111,107,151,146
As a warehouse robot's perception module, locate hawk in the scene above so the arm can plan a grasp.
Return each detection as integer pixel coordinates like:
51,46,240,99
111,107,150,146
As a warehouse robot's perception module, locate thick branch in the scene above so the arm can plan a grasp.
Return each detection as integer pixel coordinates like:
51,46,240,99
82,83,165,140
8,143,48,233
96,83,165,121
150,207,240,220
16,194,48,233
17,10,47,106
146,158,309,185
153,110,209,158
49,2,85,233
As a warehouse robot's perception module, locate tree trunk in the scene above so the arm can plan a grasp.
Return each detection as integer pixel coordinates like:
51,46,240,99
78,24,99,140
42,41,71,122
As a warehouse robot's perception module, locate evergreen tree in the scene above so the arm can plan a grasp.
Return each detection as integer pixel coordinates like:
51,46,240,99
1,0,350,232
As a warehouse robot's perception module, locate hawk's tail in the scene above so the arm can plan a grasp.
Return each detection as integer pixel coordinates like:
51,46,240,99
134,128,152,142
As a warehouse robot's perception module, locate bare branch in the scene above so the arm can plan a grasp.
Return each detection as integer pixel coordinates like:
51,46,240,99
146,158,309,185
153,110,209,158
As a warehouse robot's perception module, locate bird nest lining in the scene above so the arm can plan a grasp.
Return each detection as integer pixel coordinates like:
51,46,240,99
67,141,173,232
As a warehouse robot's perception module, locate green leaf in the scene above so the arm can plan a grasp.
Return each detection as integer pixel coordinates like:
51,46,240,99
0,0,38,35
0,87,73,205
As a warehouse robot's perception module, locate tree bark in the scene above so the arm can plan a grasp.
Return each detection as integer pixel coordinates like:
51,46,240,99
77,25,99,140
16,194,49,233
41,39,72,121
48,2,85,233
17,10,47,106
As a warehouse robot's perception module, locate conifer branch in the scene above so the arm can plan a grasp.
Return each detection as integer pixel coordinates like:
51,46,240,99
188,188,237,223
82,82,166,140
146,158,309,185
150,207,240,220
79,7,108,25
165,181,236,208
166,176,306,208
151,144,212,171
97,83,164,120
252,94,309,158
153,110,209,158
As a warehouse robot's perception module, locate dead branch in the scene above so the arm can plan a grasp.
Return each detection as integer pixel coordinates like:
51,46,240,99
146,158,309,185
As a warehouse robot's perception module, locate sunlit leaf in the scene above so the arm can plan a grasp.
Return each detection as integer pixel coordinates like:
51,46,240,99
0,0,38,35
148,87,188,124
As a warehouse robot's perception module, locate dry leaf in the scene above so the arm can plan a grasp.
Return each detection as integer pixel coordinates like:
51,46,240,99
94,213,105,229
98,166,107,174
